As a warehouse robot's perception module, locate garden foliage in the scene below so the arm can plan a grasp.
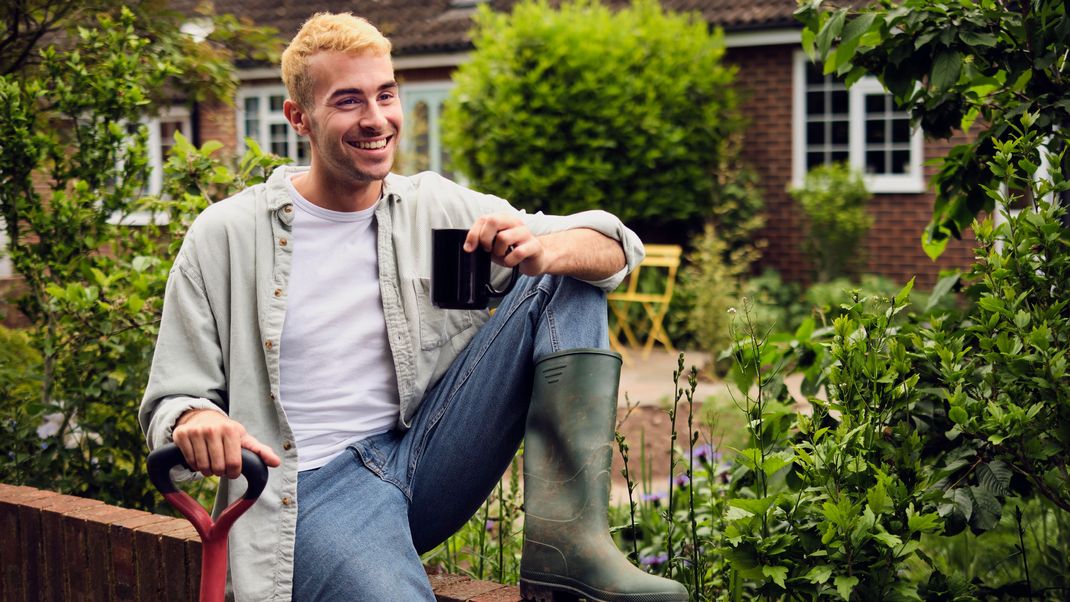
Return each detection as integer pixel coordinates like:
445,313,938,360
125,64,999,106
796,0,1070,259
790,163,873,282
0,10,286,512
442,0,741,227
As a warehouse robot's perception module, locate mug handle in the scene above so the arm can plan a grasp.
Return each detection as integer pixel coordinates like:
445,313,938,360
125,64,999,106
486,265,519,297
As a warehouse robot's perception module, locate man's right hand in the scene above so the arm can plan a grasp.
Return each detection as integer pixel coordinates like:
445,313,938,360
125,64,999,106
172,409,282,479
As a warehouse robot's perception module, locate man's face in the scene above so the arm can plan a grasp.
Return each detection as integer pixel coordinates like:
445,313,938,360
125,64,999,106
297,51,402,185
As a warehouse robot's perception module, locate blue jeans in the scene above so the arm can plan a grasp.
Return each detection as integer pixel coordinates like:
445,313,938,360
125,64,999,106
293,275,609,600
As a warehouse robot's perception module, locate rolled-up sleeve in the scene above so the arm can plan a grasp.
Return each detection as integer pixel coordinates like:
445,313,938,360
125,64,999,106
139,251,228,481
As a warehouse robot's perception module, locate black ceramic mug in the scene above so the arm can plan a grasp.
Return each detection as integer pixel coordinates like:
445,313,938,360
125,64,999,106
431,228,519,309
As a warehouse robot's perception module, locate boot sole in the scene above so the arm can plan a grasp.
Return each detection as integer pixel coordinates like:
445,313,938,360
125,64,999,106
519,574,688,602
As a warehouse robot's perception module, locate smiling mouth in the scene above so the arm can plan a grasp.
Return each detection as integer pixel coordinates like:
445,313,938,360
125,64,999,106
346,137,390,150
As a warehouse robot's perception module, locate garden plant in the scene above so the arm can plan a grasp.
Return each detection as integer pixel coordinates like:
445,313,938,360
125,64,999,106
0,8,283,512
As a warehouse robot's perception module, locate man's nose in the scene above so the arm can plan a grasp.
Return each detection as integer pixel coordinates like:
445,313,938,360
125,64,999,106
360,102,388,131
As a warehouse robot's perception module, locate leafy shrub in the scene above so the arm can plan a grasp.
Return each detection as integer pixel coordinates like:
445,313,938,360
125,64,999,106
797,0,1070,258
0,11,287,512
790,163,874,282
443,0,740,227
675,225,746,363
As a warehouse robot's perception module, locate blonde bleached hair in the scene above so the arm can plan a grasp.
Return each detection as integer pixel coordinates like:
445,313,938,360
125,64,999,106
281,13,392,109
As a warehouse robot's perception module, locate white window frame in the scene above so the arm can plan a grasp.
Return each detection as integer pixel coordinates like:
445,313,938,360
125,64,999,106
399,80,455,177
236,85,309,165
792,51,925,194
0,223,10,278
108,107,192,226
146,106,192,198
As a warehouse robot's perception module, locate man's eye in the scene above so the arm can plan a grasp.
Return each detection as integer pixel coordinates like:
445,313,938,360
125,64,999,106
339,98,361,106
378,92,396,103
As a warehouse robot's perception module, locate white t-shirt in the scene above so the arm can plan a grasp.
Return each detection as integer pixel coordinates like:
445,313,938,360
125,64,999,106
279,179,400,471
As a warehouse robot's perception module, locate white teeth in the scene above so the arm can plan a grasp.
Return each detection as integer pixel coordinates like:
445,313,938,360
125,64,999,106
350,138,387,150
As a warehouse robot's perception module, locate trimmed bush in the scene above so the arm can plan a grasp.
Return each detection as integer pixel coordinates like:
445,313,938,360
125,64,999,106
443,0,740,227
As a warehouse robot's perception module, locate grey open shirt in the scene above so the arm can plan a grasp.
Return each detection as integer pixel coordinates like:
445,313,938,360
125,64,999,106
139,166,644,601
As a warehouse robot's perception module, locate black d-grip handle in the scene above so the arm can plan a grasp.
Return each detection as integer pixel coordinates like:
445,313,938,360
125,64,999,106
486,265,519,297
147,443,268,501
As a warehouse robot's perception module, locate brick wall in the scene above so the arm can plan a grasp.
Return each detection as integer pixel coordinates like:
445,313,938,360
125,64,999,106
0,484,520,602
725,44,977,289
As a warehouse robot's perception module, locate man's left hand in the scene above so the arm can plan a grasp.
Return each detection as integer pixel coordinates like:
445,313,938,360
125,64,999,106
464,213,554,276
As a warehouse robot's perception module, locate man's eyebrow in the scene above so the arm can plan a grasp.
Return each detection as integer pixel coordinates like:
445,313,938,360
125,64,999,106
327,82,399,100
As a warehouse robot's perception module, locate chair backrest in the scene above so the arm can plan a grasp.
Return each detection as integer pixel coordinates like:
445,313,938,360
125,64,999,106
608,244,682,303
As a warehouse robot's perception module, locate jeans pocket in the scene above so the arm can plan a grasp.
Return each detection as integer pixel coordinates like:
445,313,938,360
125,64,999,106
411,277,474,351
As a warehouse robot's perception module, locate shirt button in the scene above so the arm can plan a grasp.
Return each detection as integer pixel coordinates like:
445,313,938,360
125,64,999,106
274,288,283,297
282,440,292,451
269,391,276,400
283,205,293,213
265,340,273,350
279,238,288,247
281,496,291,506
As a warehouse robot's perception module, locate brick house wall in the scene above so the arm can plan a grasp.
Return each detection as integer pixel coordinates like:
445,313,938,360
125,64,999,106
725,43,976,289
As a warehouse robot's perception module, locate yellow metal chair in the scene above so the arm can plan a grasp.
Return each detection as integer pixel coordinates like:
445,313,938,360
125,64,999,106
607,244,682,363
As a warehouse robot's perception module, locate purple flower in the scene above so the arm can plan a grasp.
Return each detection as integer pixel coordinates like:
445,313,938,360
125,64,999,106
690,444,722,465
673,473,690,487
640,491,666,504
485,519,496,532
640,553,669,567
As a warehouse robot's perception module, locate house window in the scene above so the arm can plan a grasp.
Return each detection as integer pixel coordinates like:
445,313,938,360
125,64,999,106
147,106,192,196
0,228,10,278
237,87,310,165
399,82,455,178
107,107,191,226
793,53,924,193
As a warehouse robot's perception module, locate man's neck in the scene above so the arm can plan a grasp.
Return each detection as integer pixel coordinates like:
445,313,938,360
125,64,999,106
291,169,383,212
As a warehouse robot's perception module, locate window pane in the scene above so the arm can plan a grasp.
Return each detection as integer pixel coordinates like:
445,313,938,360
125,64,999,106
270,123,289,156
270,95,285,112
865,120,886,144
806,151,825,170
806,91,825,116
806,121,825,145
438,101,454,179
159,119,186,158
410,101,430,173
865,94,886,114
831,151,849,164
892,150,911,174
866,150,885,174
891,119,911,142
244,97,260,140
830,90,848,115
805,62,825,85
297,139,310,165
831,120,849,144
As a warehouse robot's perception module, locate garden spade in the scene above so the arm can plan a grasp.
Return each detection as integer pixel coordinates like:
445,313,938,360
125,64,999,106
148,443,268,602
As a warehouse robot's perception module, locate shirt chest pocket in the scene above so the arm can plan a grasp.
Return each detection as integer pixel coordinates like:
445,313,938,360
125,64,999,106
411,277,475,350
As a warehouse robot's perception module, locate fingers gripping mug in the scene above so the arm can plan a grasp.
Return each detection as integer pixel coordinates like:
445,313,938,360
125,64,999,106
432,228,519,309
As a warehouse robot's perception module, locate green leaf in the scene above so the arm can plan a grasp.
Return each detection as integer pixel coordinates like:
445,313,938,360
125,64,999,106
762,565,788,588
894,277,915,305
907,507,942,534
930,50,962,92
925,272,959,312
948,405,968,424
816,9,847,59
922,220,952,260
729,496,777,517
867,480,892,514
805,564,833,585
835,575,859,601
874,530,903,548
977,461,1012,496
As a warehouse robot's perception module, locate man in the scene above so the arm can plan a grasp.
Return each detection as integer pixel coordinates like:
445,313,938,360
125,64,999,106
140,12,686,602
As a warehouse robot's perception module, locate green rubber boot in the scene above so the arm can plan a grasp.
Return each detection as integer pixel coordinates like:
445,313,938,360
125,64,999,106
519,349,688,602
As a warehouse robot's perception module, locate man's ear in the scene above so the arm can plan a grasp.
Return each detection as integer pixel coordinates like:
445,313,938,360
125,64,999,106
283,99,310,136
